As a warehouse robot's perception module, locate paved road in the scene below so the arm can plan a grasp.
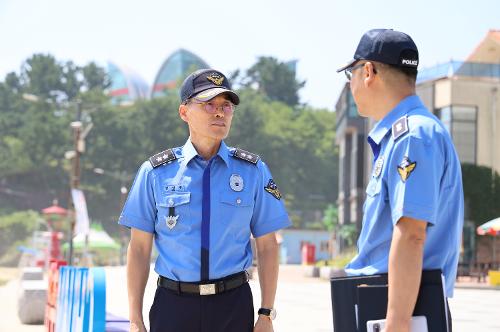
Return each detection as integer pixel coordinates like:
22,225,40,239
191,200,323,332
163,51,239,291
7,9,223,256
1,265,499,331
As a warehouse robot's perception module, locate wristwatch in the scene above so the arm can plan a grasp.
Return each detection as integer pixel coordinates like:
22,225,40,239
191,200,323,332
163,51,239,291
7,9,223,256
258,307,277,320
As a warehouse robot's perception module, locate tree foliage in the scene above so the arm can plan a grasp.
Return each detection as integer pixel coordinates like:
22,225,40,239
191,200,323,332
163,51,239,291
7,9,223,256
0,53,339,255
461,163,500,226
238,57,305,106
0,210,41,264
322,204,339,231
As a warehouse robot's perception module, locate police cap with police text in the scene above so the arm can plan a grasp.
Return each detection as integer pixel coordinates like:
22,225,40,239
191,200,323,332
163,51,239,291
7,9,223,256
337,29,419,73
180,69,240,105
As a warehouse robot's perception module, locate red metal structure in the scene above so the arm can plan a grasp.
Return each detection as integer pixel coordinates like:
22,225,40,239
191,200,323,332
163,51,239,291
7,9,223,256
41,201,67,262
44,259,67,332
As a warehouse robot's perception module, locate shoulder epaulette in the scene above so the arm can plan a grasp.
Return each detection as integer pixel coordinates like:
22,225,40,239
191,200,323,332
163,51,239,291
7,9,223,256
149,148,177,168
392,116,409,141
232,148,260,165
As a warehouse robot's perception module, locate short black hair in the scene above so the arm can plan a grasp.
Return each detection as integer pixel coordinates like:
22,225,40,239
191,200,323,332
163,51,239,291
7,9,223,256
389,65,418,83
375,62,417,85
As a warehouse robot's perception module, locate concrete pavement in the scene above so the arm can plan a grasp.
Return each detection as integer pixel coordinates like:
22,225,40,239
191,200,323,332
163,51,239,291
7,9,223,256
0,279,45,332
1,264,499,331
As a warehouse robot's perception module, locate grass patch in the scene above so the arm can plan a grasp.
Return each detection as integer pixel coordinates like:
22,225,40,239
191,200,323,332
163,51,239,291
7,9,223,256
315,248,357,268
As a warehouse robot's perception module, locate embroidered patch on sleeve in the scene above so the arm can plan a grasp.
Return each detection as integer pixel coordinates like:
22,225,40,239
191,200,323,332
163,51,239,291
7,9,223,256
264,179,282,200
397,157,417,182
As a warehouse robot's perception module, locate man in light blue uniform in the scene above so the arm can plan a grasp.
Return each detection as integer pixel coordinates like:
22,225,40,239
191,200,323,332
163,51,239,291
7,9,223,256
337,29,463,332
119,69,290,332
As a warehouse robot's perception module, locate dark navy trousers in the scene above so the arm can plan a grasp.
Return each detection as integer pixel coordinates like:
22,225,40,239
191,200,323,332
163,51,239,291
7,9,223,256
149,282,254,332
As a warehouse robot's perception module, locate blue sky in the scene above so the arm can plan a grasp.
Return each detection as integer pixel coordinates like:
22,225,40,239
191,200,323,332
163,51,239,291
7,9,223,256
0,0,498,109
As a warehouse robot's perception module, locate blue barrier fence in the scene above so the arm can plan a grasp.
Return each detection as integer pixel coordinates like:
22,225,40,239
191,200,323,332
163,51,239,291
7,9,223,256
55,266,106,332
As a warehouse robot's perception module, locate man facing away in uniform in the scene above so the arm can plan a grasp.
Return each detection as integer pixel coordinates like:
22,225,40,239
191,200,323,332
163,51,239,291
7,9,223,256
118,69,291,332
336,29,463,332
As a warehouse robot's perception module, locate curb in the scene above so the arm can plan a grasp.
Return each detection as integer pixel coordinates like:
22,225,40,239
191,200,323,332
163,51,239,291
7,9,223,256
455,284,500,291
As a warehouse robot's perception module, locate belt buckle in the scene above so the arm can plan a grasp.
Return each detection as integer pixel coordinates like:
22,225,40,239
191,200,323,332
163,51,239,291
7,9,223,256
199,283,216,295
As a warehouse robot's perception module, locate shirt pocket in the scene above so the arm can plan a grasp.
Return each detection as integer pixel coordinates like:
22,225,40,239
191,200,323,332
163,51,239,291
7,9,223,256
156,192,191,230
219,190,254,226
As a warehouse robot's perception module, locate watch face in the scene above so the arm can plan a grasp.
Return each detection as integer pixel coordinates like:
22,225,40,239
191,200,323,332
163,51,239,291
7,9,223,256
270,308,277,320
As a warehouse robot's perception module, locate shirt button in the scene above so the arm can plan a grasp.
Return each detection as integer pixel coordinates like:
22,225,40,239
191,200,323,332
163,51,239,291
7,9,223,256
236,198,242,205
168,199,174,207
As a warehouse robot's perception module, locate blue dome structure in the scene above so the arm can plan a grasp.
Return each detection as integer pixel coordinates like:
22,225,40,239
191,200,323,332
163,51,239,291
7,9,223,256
151,49,209,98
107,62,149,105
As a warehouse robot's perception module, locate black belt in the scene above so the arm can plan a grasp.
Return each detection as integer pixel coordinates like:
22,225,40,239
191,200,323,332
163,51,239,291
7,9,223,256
157,271,249,296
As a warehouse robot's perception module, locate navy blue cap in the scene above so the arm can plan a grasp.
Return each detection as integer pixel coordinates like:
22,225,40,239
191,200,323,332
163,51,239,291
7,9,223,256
180,69,240,105
337,29,419,73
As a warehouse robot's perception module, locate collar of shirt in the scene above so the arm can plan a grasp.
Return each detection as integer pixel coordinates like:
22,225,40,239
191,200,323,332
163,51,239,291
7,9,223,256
367,95,424,157
181,138,230,166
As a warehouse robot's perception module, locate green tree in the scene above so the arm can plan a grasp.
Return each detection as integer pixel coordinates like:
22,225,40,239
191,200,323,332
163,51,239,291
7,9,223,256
243,57,305,106
82,62,110,91
339,224,358,247
228,88,338,228
61,61,82,101
323,204,339,231
0,211,42,265
21,54,63,100
461,164,500,226
0,54,110,214
1,53,340,241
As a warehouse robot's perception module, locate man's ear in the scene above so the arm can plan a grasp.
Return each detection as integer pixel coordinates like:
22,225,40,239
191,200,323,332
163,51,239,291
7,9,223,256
179,104,189,123
363,62,377,87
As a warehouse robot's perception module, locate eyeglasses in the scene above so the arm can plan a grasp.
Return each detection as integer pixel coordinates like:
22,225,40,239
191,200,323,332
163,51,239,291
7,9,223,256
344,63,366,81
188,101,235,114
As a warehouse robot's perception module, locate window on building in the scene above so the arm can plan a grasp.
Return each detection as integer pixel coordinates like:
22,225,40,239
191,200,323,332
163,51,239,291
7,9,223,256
437,105,477,164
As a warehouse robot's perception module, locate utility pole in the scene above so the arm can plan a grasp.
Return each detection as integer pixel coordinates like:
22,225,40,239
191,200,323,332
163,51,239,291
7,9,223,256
68,101,82,266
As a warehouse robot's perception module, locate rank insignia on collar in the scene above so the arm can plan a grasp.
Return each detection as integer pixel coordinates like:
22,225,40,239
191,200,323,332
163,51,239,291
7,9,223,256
232,148,260,164
373,156,384,178
207,73,224,86
264,179,282,200
149,149,177,168
397,157,417,182
392,116,408,141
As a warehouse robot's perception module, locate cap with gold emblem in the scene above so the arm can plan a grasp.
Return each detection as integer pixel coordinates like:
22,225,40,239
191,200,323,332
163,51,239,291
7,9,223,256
180,68,240,105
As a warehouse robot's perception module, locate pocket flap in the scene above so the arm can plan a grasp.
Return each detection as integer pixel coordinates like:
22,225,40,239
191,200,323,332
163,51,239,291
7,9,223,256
158,192,191,207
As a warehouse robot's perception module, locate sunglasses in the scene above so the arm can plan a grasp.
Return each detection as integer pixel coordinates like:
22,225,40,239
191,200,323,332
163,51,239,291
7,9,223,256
345,62,377,81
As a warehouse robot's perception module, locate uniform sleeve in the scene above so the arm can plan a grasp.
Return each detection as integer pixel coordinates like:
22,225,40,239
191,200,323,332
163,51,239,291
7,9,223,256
250,162,291,238
387,134,445,226
118,161,156,233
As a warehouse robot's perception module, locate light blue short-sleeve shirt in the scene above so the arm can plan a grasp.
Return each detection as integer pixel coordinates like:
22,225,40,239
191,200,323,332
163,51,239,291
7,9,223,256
119,139,291,282
345,95,464,297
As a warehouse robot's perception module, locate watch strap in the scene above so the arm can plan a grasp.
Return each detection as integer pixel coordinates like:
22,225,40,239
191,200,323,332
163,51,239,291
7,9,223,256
258,308,272,316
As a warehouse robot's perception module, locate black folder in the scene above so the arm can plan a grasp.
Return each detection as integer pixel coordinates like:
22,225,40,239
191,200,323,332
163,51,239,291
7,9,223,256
330,270,448,332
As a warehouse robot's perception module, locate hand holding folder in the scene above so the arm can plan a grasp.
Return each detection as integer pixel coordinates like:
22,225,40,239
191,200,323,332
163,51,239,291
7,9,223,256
330,270,449,332
366,316,428,332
